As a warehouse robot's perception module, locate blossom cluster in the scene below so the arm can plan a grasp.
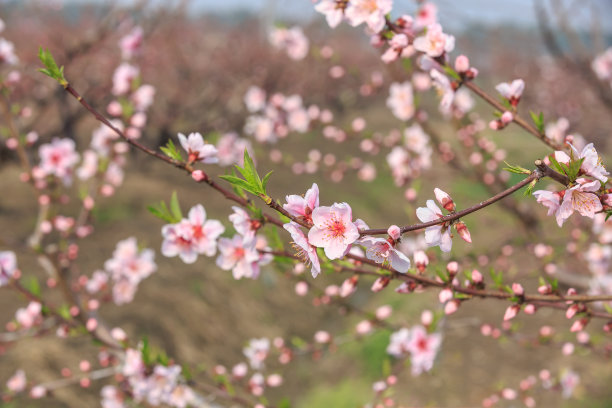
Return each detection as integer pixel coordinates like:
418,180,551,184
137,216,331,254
533,143,609,227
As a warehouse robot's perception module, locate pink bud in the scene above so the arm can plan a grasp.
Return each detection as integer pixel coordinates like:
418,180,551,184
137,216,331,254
446,261,459,275
414,250,429,273
371,277,390,292
538,285,552,295
489,120,500,130
576,331,590,344
511,283,524,296
455,222,472,243
191,170,206,182
454,55,470,73
421,309,433,326
570,318,588,332
523,304,536,314
339,276,358,298
444,300,459,315
501,388,517,400
79,360,91,372
267,374,283,387
295,281,309,296
375,305,392,320
434,188,455,212
566,304,579,319
387,225,401,241
471,269,483,283
314,330,331,343
356,320,373,335
86,318,98,331
503,304,520,321
439,288,453,303
501,111,514,124
562,342,574,356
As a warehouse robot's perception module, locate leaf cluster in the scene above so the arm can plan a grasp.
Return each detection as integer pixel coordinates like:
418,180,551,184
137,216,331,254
147,192,183,224
219,150,273,199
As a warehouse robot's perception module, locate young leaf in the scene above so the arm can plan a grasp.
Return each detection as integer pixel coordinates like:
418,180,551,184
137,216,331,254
262,170,274,192
529,111,545,133
503,162,531,175
160,139,184,162
38,47,67,85
169,192,183,221
218,175,259,196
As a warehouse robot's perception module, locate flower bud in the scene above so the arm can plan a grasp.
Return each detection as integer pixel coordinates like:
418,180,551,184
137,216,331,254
371,276,390,292
455,221,472,243
439,288,453,303
414,250,429,273
501,111,514,124
387,225,401,241
511,283,524,296
434,188,455,212
454,55,470,73
471,269,483,283
504,304,520,321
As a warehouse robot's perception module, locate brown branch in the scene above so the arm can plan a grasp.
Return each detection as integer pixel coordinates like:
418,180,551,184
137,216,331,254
362,169,541,236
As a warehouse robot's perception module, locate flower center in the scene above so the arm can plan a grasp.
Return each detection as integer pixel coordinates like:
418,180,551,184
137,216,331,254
325,216,346,239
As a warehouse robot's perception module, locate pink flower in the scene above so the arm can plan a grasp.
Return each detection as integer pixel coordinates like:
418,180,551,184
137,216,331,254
216,132,253,167
0,250,17,287
556,180,603,227
229,206,258,243
119,26,143,60
386,327,411,357
216,235,261,279
283,183,319,223
177,132,218,164
381,34,413,64
495,79,525,106
413,24,455,57
386,81,415,121
244,86,267,112
101,385,125,408
243,338,270,370
112,63,139,95
314,0,346,28
123,348,144,377
416,200,452,252
269,26,310,61
38,138,80,184
104,237,156,284
345,0,392,33
430,69,455,112
308,203,360,260
533,190,562,217
414,2,438,29
284,222,321,278
16,301,42,329
592,48,612,81
407,325,442,376
131,84,155,112
6,369,26,393
560,369,580,399
162,205,225,263
360,236,411,272
0,38,18,65
571,143,609,183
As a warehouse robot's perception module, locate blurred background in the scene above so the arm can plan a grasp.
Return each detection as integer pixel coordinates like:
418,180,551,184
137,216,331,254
1,0,612,407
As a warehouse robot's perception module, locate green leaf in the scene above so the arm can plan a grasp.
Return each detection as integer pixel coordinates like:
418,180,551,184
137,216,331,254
567,157,585,182
219,175,260,196
443,65,461,81
147,194,183,224
160,139,184,162
181,364,193,381
548,154,565,175
489,268,503,287
23,277,41,297
503,161,531,175
523,179,537,196
141,337,152,365
529,111,545,133
278,398,292,408
261,170,274,192
169,192,183,221
38,47,67,85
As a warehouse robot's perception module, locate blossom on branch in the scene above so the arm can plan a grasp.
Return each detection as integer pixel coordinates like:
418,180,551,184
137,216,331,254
177,132,218,164
308,203,360,260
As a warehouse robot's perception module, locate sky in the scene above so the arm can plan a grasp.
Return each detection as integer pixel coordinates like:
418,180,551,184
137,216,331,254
41,0,612,33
